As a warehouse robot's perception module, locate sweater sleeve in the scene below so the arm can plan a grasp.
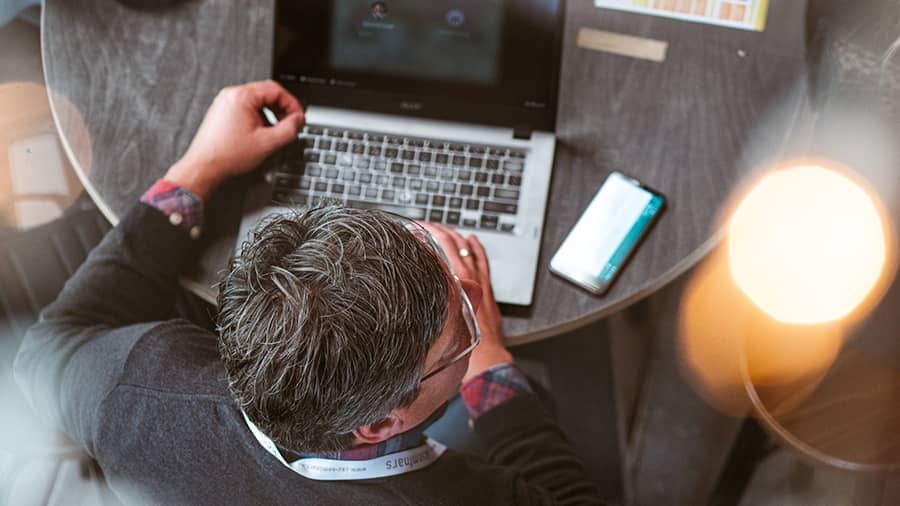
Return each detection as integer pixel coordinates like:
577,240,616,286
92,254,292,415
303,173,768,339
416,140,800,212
14,202,204,455
473,393,606,505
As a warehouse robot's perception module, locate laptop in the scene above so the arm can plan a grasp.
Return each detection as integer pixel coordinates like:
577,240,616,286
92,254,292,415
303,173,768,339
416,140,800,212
238,0,565,306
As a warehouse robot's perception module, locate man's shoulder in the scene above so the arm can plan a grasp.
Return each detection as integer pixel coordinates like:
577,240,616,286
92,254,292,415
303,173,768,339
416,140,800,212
116,318,231,400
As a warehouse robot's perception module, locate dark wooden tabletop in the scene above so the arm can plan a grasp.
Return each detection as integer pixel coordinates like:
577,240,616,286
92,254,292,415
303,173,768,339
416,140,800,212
43,0,808,345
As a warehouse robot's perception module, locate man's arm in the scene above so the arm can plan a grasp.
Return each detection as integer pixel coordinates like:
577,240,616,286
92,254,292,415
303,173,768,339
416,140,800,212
425,226,605,504
14,81,304,453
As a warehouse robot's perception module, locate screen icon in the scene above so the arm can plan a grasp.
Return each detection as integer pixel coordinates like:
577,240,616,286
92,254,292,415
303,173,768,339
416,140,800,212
369,1,389,20
445,9,465,28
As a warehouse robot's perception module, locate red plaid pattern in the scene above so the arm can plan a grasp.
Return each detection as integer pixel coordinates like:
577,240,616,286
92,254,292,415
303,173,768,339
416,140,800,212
460,363,531,420
140,179,204,233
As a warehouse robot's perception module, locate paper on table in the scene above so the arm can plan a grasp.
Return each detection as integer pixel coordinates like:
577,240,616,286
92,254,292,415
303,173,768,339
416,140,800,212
594,0,768,32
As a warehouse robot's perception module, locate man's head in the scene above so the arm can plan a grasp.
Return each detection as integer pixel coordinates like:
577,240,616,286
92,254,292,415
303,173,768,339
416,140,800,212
217,205,479,452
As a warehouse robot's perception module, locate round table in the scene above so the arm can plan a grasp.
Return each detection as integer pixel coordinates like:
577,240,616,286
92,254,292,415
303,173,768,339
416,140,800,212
43,0,808,345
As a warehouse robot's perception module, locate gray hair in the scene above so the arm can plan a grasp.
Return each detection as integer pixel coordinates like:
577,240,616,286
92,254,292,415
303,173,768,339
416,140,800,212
216,204,450,452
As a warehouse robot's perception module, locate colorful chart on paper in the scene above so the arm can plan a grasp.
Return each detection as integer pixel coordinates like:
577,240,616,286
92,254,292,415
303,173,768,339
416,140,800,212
594,0,768,31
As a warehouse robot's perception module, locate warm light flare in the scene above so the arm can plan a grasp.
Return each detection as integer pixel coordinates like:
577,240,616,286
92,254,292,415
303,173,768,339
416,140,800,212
728,165,888,324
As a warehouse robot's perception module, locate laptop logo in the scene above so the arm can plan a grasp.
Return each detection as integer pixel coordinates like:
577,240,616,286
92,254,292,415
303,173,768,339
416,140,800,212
400,101,423,111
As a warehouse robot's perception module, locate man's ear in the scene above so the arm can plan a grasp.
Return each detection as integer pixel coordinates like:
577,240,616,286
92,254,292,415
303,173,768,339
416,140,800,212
352,412,405,445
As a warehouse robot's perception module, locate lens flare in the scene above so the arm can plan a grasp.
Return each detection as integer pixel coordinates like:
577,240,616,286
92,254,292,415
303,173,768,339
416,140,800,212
728,164,888,324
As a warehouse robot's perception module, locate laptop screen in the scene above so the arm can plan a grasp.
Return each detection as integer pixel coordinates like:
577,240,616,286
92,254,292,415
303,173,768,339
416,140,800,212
273,0,564,132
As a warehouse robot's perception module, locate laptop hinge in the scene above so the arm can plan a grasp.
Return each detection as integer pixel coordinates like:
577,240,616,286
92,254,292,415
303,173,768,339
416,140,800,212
512,124,533,140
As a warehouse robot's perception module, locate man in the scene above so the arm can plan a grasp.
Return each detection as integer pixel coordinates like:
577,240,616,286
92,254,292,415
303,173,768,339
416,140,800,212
15,80,603,504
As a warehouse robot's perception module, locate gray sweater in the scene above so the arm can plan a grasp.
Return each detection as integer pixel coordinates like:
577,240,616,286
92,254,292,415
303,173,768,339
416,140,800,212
15,203,604,505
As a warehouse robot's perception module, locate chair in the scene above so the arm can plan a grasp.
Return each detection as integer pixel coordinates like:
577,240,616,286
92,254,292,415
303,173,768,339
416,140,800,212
0,199,116,505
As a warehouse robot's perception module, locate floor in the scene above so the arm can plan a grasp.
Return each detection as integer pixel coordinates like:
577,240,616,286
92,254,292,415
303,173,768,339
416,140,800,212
1,11,898,506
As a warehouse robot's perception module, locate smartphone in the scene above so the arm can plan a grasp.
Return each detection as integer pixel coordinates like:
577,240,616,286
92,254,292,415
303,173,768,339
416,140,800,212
550,172,666,295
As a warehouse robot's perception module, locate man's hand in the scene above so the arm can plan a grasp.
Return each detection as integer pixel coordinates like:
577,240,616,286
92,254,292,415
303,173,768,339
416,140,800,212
164,80,304,199
419,223,513,381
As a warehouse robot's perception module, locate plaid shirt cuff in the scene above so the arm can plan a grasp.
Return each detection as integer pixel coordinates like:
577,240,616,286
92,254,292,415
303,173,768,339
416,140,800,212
460,363,532,421
140,179,205,239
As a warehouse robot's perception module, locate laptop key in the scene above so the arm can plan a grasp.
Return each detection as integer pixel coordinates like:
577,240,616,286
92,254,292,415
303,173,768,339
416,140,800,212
390,163,404,174
304,151,320,163
381,189,395,201
406,139,425,147
436,154,449,164
415,193,429,205
452,155,466,167
449,197,463,209
494,188,520,200
348,132,364,140
402,150,415,161
469,146,486,155
459,184,474,196
355,158,370,169
307,126,324,135
406,164,421,176
300,177,312,190
474,172,488,183
432,195,446,207
476,186,491,197
446,211,461,225
392,177,406,188
323,154,337,165
429,209,445,222
483,202,518,215
385,148,399,158
492,174,506,184
359,172,373,183
457,170,472,182
465,199,480,210
386,136,403,146
409,178,423,190
440,168,455,180
318,139,332,150
418,152,433,162
306,164,322,177
331,183,345,194
369,146,383,157
367,134,384,143
325,168,339,179
486,159,500,170
500,223,515,233
338,155,353,167
314,181,328,192
374,160,388,171
509,175,522,186
442,182,457,194
480,215,499,229
462,218,477,228
424,166,438,177
426,181,440,192
509,150,527,159
341,170,356,182
349,185,362,196
504,161,525,172
364,187,379,199
468,158,483,169
351,143,365,154
449,144,465,153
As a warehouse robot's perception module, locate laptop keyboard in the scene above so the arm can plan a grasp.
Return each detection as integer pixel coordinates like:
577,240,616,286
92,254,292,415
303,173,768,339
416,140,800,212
267,125,527,234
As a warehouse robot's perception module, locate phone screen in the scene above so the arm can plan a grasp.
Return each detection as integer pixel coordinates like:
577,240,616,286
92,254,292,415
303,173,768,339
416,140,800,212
550,172,665,294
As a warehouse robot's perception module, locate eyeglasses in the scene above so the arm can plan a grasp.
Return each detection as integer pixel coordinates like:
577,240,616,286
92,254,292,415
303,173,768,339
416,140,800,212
402,221,482,383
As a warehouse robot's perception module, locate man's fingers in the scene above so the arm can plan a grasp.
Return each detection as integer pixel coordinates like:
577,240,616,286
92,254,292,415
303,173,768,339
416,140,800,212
467,235,491,277
258,111,304,152
244,80,303,115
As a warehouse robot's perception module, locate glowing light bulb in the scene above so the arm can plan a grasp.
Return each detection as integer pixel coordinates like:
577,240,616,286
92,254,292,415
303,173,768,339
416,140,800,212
728,164,888,324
